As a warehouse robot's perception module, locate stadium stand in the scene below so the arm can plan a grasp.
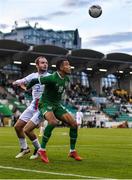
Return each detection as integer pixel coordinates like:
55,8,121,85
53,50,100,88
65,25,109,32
0,39,132,128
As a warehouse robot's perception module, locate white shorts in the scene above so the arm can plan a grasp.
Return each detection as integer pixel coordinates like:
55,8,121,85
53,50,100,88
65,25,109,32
19,106,43,125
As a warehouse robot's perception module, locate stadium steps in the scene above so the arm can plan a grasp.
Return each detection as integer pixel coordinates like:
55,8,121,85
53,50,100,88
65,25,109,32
63,103,77,115
103,106,119,117
116,113,132,122
0,86,12,99
8,98,26,112
0,102,12,116
0,86,26,113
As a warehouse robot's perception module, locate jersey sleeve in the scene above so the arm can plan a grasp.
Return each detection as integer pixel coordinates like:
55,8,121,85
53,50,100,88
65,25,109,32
39,75,53,85
14,73,35,85
23,73,35,83
26,78,39,90
26,75,53,90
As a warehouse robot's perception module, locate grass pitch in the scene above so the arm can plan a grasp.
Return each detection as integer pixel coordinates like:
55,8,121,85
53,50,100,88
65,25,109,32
0,127,132,179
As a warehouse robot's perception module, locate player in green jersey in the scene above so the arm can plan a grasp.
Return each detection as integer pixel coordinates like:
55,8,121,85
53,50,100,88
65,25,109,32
26,56,82,163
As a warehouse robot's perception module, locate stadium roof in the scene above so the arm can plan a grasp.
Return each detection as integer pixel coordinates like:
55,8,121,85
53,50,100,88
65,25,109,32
0,39,29,50
0,39,29,56
0,39,132,76
71,49,104,59
69,49,104,65
106,53,132,62
33,44,68,57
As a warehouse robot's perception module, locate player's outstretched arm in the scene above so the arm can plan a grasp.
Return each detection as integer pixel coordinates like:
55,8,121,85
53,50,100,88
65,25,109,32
12,79,23,86
13,73,35,86
27,75,53,90
12,79,26,90
26,78,39,90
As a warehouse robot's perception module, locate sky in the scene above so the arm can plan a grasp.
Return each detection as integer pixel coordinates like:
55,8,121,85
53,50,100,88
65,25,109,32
0,0,132,55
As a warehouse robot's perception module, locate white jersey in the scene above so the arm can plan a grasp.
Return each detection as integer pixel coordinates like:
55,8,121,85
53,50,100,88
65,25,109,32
15,72,50,110
76,111,83,124
15,72,50,100
17,71,50,125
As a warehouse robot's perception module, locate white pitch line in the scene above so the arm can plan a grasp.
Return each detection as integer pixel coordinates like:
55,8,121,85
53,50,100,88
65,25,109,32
0,165,115,179
1,144,132,148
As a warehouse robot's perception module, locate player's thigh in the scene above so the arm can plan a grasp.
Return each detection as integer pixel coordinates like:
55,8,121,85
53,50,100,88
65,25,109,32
14,119,27,129
44,111,58,125
60,113,77,127
39,103,58,125
54,104,67,119
30,111,43,126
24,120,37,132
19,107,34,123
54,105,77,127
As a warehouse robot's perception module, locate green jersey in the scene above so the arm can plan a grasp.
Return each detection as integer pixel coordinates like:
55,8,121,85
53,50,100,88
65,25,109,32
38,71,69,104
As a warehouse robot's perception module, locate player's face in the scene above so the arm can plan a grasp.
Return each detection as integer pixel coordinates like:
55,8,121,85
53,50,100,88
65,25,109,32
37,58,48,72
61,60,71,74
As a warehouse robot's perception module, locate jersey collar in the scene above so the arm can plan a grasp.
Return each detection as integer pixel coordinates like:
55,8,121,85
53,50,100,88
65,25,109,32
38,71,48,76
56,71,64,79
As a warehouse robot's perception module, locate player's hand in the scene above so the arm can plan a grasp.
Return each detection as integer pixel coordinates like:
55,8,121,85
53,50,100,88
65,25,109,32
20,84,27,90
12,80,21,86
12,81,26,90
12,81,18,86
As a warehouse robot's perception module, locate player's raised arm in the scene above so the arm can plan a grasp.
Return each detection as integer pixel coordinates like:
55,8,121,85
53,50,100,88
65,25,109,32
13,78,27,90
39,74,53,85
12,73,36,90
26,78,39,90
27,75,53,90
13,79,24,86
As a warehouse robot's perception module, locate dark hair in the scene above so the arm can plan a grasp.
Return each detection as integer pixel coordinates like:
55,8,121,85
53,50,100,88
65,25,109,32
55,56,69,70
35,56,46,65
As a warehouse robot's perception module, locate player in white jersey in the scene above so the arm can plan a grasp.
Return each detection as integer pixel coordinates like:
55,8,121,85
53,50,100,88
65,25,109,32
39,120,48,137
76,108,83,128
13,56,50,159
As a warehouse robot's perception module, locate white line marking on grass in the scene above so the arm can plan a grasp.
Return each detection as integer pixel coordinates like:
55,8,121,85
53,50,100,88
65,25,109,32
0,165,115,179
1,144,132,149
0,145,18,148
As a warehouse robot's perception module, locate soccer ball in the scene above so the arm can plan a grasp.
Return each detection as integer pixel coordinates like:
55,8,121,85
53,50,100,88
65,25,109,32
89,5,102,18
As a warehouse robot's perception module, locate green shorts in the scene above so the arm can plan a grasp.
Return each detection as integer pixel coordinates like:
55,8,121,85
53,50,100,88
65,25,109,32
38,101,68,119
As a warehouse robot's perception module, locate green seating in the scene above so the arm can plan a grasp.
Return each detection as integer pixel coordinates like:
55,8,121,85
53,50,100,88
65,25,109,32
0,103,12,116
116,113,132,122
63,104,77,115
103,106,118,117
8,98,26,112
